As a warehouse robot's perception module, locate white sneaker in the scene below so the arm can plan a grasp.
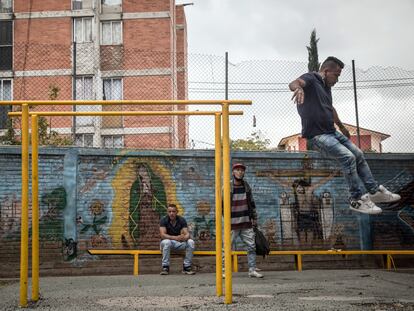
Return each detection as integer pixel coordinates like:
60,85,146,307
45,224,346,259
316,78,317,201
248,269,264,278
349,194,382,215
369,185,401,203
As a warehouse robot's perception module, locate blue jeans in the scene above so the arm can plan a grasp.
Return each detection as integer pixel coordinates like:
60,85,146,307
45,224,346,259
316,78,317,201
308,131,378,200
230,228,257,270
160,239,195,268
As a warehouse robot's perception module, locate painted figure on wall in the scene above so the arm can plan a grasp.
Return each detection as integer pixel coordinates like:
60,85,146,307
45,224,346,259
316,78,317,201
193,201,215,245
79,200,108,248
276,173,336,246
129,163,167,246
40,187,67,241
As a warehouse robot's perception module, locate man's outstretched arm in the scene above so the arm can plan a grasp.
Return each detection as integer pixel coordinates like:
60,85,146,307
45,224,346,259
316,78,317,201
289,78,306,104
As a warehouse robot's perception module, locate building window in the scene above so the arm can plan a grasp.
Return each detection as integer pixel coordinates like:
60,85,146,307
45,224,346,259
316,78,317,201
102,135,123,148
101,21,122,45
102,78,123,128
103,78,122,100
74,18,92,43
75,76,94,126
0,79,12,129
72,0,93,10
0,21,12,70
0,0,12,13
76,134,94,147
102,0,121,5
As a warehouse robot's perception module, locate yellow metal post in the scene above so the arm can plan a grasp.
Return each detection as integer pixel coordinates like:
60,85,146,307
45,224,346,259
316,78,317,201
232,254,238,272
297,254,303,272
31,115,39,301
214,113,223,297
222,103,232,304
134,254,139,276
386,254,392,270
20,104,29,307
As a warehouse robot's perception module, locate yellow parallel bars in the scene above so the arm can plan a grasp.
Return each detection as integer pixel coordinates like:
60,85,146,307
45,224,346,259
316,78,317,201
221,103,232,304
5,101,252,307
19,104,29,307
31,115,40,302
214,113,223,297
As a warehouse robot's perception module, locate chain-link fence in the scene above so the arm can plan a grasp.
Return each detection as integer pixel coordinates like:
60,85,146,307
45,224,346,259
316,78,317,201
1,43,413,152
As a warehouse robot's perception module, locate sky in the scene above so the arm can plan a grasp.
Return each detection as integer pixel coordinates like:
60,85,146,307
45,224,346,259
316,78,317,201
177,0,414,152
178,0,414,70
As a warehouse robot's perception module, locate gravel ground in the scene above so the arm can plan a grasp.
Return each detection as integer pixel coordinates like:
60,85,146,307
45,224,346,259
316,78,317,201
1,269,414,310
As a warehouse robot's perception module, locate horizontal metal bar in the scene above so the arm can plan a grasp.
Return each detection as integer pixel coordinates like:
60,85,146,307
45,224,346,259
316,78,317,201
88,250,217,255
89,249,414,256
0,99,252,106
8,111,243,117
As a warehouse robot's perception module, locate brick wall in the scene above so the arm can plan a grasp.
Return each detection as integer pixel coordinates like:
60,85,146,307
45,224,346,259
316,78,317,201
1,147,413,277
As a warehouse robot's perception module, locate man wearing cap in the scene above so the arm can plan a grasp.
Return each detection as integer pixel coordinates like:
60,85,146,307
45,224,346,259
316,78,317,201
227,163,263,278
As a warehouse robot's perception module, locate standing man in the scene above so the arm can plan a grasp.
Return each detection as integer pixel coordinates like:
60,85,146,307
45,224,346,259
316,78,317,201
229,163,263,278
289,56,400,214
159,204,195,275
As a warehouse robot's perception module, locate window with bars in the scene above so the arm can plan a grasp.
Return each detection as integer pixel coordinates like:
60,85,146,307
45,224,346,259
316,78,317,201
76,134,94,147
74,17,93,43
0,79,12,129
0,21,12,70
102,135,123,148
101,21,122,45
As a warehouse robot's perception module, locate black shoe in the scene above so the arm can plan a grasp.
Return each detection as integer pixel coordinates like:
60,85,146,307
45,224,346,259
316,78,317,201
182,266,195,275
160,266,169,275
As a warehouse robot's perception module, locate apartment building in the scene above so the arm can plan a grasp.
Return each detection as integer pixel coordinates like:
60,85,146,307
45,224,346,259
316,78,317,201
0,0,189,148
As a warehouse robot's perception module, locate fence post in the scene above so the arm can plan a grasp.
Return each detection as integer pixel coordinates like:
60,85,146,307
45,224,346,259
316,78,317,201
352,60,361,148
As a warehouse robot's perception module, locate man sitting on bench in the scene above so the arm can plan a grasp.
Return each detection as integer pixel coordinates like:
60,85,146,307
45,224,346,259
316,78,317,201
159,204,196,275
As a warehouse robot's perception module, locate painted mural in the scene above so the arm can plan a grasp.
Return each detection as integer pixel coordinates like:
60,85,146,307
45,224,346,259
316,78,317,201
1,149,413,276
129,163,167,246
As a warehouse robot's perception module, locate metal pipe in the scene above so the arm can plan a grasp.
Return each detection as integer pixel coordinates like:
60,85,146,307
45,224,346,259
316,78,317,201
352,60,361,148
31,114,39,302
214,113,223,297
225,52,228,100
19,104,29,307
222,103,232,304
72,40,77,142
0,99,252,106
9,111,244,117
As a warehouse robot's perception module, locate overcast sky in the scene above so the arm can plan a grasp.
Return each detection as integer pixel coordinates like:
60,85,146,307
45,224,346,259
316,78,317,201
178,0,414,70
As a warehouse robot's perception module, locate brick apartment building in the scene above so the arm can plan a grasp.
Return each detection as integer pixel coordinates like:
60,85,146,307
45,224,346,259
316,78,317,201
0,0,189,148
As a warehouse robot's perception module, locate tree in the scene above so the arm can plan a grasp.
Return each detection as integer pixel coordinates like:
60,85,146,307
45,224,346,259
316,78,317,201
37,85,73,146
231,131,271,151
307,29,320,72
0,117,19,145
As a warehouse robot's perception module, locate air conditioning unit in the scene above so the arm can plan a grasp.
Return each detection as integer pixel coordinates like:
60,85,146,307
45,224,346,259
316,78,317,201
72,1,82,10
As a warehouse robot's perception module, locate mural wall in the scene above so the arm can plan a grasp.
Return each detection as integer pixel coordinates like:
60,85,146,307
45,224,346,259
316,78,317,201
0,147,413,276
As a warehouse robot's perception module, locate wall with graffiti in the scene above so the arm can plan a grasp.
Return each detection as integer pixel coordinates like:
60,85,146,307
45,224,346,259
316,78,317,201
0,147,413,276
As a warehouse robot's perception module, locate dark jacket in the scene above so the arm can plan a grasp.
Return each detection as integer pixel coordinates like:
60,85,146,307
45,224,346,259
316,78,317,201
224,179,258,222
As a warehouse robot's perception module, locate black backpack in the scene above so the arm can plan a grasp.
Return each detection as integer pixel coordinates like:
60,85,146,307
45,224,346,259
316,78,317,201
254,227,270,258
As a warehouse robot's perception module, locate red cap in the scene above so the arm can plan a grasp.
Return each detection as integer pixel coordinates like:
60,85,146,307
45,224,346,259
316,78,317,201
232,163,246,170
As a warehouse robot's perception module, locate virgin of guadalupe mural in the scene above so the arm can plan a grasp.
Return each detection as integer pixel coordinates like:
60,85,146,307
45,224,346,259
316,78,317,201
129,163,167,246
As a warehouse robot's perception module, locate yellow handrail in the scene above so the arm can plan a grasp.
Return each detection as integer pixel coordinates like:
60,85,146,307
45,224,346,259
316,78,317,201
0,99,252,106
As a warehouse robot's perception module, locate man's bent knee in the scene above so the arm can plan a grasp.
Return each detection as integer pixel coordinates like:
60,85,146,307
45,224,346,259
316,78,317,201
160,239,172,249
186,239,195,250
